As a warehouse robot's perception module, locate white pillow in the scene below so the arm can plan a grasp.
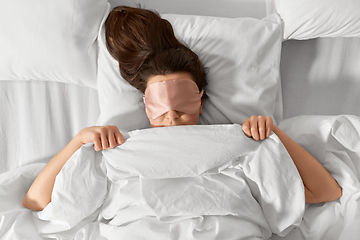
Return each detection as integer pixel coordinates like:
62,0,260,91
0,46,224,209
97,11,283,131
266,0,360,40
0,0,109,88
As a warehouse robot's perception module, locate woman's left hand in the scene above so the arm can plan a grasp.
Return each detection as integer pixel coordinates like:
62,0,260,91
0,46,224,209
242,115,274,141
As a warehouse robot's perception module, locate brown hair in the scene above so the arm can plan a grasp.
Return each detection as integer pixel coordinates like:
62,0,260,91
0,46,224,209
105,6,207,95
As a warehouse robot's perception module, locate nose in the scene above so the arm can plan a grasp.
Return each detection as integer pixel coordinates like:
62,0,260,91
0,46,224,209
165,110,180,120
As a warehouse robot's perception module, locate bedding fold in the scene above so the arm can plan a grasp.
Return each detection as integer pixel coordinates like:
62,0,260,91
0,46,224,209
101,124,305,238
34,145,107,235
273,115,360,240
2,116,360,239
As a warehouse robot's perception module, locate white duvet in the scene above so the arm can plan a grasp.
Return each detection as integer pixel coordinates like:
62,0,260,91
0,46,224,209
1,115,360,240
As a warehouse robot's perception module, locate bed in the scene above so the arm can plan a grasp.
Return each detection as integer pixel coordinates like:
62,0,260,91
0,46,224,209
1,0,360,239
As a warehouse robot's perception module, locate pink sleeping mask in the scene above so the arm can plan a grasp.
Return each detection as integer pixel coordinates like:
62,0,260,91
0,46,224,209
144,79,204,120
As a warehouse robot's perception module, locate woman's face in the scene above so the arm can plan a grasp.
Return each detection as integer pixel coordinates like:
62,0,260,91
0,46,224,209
145,72,203,128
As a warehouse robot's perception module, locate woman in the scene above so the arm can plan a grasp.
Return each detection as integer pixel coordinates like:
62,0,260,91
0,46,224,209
23,6,342,211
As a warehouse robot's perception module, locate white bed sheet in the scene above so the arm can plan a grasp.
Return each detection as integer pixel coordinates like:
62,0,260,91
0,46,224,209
1,124,306,239
276,115,360,240
0,81,100,174
280,37,360,119
1,116,360,239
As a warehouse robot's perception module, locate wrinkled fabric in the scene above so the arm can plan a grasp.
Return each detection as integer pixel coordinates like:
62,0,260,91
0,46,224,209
3,116,360,240
101,124,304,239
272,115,360,240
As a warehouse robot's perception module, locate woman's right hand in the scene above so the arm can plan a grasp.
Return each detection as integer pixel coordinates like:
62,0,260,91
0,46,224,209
75,125,125,151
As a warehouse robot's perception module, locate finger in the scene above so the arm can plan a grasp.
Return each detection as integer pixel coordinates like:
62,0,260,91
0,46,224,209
265,117,273,138
258,115,266,140
100,128,109,149
109,125,124,145
115,131,125,145
242,119,251,138
108,131,117,149
250,116,259,141
93,133,101,151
